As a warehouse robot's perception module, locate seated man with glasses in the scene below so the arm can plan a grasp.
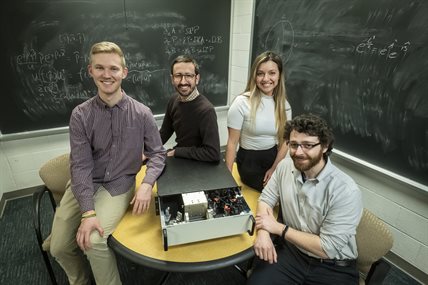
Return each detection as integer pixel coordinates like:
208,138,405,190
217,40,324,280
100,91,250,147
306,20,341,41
248,113,363,285
159,55,221,162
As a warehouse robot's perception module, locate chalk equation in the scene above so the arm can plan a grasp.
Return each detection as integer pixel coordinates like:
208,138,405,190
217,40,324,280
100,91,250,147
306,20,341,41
163,24,201,36
163,25,223,57
58,33,85,45
354,36,410,60
16,45,66,69
13,24,224,102
164,35,223,45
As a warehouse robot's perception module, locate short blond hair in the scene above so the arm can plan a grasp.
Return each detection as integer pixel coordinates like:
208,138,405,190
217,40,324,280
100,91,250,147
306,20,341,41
89,41,126,68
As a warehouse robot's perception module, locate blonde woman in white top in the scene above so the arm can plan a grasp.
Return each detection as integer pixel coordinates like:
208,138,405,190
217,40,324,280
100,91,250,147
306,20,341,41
226,51,292,191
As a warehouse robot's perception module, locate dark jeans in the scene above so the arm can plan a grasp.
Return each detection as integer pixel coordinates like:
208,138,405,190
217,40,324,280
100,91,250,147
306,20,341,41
236,146,277,191
247,241,359,285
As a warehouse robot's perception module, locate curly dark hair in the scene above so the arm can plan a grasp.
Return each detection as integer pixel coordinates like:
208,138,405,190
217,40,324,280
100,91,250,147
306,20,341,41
284,113,335,159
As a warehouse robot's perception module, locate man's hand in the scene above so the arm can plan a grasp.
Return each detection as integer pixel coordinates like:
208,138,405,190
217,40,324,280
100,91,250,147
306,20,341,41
255,207,282,235
130,182,153,215
166,149,175,157
254,230,278,264
76,215,104,251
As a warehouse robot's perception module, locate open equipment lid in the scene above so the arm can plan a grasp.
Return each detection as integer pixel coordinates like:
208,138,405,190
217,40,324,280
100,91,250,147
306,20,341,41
156,157,239,197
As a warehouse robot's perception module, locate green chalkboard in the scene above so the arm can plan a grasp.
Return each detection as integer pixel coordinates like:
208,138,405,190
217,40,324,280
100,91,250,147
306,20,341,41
1,0,230,135
252,0,428,186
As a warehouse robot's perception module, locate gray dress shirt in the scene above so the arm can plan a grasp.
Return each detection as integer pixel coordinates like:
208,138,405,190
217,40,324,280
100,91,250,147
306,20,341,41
259,157,363,260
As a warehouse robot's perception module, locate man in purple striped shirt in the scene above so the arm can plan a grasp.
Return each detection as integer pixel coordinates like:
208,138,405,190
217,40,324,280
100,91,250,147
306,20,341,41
50,41,166,285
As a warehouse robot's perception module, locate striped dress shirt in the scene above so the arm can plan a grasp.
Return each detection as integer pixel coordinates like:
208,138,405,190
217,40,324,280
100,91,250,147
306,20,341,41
69,92,166,213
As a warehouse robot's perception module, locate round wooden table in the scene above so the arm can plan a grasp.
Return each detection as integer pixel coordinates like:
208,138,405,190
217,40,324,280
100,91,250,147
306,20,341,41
108,164,261,273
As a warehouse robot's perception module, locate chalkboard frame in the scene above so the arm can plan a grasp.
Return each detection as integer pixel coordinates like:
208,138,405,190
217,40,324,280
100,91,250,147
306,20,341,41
0,106,230,142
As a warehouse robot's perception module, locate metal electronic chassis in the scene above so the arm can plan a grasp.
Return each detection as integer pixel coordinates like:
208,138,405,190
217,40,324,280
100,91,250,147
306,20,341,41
155,186,255,251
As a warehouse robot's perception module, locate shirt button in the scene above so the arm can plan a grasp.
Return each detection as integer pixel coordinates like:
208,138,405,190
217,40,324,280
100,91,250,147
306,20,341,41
106,172,110,175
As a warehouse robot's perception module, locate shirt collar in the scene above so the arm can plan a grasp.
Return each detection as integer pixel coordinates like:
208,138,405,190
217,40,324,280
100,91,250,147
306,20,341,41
260,91,274,99
95,90,128,110
316,158,333,181
115,91,128,109
178,87,199,102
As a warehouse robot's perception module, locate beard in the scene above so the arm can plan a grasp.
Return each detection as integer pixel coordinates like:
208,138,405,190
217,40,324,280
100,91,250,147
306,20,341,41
291,149,324,172
176,84,194,97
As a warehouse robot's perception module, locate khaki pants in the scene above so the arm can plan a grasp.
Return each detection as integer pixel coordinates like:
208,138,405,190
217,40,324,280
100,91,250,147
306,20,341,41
50,182,133,285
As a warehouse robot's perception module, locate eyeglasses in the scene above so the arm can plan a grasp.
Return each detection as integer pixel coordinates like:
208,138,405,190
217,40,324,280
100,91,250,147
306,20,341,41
288,142,321,151
172,73,196,81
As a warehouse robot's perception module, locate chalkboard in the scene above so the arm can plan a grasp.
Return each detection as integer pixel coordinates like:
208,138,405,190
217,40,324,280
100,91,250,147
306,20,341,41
252,0,428,187
0,0,230,135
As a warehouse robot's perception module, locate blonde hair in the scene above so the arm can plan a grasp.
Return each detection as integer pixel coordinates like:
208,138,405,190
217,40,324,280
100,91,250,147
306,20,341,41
89,41,126,68
244,51,288,145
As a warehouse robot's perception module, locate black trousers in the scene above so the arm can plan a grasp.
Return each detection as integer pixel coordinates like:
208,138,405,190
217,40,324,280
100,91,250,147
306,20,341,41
247,241,359,285
236,146,277,191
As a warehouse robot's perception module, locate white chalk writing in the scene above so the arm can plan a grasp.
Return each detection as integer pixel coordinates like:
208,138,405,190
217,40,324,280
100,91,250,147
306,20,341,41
355,36,410,60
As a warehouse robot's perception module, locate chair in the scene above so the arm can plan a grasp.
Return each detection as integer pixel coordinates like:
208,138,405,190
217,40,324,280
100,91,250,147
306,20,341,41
32,153,70,285
356,208,394,285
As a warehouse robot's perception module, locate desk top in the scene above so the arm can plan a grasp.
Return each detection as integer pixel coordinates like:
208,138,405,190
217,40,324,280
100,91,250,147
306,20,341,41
108,163,261,272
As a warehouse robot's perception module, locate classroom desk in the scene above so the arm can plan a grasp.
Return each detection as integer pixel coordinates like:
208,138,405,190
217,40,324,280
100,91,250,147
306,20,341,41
107,164,261,273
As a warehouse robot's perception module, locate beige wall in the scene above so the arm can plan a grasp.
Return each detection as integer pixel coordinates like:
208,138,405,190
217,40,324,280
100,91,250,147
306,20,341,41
0,133,70,195
0,0,427,277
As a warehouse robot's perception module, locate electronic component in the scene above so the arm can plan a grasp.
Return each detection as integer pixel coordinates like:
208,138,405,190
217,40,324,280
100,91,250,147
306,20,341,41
159,188,251,227
156,157,255,251
181,191,208,221
206,188,250,218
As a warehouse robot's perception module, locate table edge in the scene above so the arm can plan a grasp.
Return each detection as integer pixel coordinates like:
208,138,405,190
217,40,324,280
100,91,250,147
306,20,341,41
107,234,255,272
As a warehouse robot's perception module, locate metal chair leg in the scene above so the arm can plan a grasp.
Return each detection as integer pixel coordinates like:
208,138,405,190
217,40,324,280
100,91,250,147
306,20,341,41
365,259,391,285
32,186,58,285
